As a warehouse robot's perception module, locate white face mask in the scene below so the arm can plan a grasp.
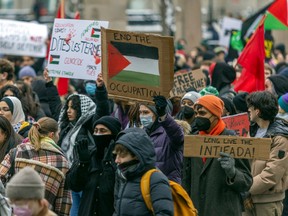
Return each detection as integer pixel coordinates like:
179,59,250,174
140,115,153,127
12,205,33,216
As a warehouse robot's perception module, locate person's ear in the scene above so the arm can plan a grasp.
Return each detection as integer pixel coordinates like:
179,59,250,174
48,132,54,139
1,72,8,80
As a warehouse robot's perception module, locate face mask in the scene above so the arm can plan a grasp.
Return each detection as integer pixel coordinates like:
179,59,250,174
140,115,153,127
93,134,114,157
195,117,211,131
182,106,195,119
12,205,33,216
85,83,96,96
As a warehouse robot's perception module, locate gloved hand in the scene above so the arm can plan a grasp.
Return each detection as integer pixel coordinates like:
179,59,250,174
76,138,91,163
217,152,236,179
153,95,167,117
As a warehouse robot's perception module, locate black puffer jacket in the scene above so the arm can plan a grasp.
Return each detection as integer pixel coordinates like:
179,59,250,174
66,141,116,216
113,128,174,216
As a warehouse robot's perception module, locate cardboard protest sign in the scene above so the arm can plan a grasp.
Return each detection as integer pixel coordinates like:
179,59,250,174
47,19,109,80
184,135,271,160
222,113,250,137
101,28,174,103
0,19,48,57
170,69,206,98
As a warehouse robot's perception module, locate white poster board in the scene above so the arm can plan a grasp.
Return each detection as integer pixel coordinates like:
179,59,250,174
219,17,242,47
0,19,48,57
47,18,109,80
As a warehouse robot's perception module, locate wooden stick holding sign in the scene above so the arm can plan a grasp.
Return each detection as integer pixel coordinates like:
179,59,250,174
184,135,271,160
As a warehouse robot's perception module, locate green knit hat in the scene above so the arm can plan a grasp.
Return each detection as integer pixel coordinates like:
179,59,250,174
199,86,219,96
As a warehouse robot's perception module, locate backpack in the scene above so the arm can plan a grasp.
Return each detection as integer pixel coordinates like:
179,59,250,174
140,169,198,216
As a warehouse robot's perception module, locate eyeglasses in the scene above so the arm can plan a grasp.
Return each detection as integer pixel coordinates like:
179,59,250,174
0,107,11,112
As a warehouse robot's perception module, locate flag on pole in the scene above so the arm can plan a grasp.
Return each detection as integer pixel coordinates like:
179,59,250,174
268,0,288,27
234,16,266,93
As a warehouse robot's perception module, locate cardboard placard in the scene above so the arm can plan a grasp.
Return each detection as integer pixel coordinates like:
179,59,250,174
0,19,48,57
184,135,271,160
169,69,206,98
222,113,250,137
47,19,109,80
101,28,174,103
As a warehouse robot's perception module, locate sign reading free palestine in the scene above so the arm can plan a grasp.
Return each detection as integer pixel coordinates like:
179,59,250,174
47,18,109,80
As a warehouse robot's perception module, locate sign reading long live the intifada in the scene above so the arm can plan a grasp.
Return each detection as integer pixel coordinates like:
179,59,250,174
0,19,48,57
184,135,271,160
47,19,109,80
102,28,174,103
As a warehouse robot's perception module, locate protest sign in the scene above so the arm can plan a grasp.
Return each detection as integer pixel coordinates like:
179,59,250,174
219,17,242,47
184,135,271,160
0,19,48,57
47,18,109,80
101,28,174,103
170,69,206,98
222,113,250,137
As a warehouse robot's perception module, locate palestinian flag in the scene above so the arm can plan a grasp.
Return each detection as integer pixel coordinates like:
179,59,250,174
49,55,60,65
91,28,100,38
108,41,160,87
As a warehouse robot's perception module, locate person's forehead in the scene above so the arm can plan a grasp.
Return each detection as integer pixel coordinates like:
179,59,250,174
139,105,150,111
0,101,8,106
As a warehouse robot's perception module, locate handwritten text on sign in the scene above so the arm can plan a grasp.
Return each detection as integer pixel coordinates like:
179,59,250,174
222,113,250,137
0,19,47,57
184,135,271,160
48,19,109,80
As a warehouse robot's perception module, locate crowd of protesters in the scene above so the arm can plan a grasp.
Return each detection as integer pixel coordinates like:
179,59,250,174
0,34,287,216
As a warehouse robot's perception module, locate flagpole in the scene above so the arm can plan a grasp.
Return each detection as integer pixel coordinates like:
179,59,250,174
60,0,65,18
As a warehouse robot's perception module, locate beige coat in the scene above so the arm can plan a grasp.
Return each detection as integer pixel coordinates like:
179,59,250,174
250,135,288,203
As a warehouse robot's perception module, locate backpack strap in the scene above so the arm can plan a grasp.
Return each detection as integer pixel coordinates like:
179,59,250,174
140,169,158,214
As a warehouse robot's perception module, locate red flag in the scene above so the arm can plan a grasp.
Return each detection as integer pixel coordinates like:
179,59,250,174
74,11,80,19
234,16,266,93
268,0,288,26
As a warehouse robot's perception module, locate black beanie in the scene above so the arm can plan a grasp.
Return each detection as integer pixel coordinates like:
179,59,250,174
219,96,236,115
233,92,249,113
267,75,288,97
93,116,121,136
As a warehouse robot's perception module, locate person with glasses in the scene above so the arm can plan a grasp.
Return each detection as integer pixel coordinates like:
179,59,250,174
66,116,121,216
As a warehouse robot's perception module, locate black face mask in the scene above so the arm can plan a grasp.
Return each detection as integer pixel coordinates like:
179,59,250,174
182,106,195,119
195,117,211,131
93,135,114,157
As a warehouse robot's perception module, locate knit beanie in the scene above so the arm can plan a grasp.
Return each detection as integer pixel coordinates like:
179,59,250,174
18,66,36,79
220,96,236,115
278,93,288,113
199,86,219,96
181,91,201,104
194,95,224,119
93,116,121,136
267,75,288,97
233,92,249,113
6,167,45,200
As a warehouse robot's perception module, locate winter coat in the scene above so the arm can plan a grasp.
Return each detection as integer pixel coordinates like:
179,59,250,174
66,140,116,216
147,114,184,183
249,119,288,203
113,128,174,216
0,138,71,216
188,128,252,216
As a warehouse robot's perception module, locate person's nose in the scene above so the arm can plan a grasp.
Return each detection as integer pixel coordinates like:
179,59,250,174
115,155,120,164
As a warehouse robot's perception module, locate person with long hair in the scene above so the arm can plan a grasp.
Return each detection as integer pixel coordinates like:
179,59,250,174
0,117,71,216
0,116,23,162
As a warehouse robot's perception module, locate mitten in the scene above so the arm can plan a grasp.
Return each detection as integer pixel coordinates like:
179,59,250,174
153,95,167,117
76,138,91,163
217,152,236,179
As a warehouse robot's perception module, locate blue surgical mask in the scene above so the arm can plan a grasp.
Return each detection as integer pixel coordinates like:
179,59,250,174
140,115,153,127
85,83,96,96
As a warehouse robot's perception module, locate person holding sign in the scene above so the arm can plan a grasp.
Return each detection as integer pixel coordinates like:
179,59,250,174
243,91,288,216
139,96,184,184
189,95,252,216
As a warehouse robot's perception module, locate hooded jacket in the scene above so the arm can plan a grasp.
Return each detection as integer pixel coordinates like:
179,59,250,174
113,128,173,216
249,119,288,203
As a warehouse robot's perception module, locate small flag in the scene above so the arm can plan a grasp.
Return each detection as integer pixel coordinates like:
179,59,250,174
91,28,100,38
108,41,160,87
49,55,60,65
